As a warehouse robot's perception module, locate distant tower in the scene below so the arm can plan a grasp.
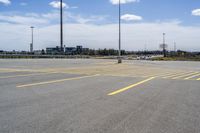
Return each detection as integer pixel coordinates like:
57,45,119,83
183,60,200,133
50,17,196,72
163,33,167,57
174,42,177,52
118,0,122,63
60,0,64,53
30,26,34,53
64,45,66,53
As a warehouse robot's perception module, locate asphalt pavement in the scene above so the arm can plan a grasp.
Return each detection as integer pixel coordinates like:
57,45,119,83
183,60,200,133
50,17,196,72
0,59,200,133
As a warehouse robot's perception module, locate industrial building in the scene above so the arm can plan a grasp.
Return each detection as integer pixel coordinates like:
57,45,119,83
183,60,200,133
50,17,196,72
46,46,62,55
46,45,87,55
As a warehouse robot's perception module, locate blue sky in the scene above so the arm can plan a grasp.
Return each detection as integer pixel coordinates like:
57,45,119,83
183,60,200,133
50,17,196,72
1,0,200,25
0,0,200,51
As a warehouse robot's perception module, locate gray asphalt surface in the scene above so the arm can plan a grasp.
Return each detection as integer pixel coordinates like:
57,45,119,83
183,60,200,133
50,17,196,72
0,59,200,133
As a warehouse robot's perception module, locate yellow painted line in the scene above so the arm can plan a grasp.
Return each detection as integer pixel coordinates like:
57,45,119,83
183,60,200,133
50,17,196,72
103,74,147,78
95,62,115,65
149,72,174,77
108,77,155,96
0,72,58,79
0,68,48,73
172,72,199,79
0,68,36,72
17,74,99,88
158,72,179,77
197,78,200,81
169,72,193,79
0,69,21,73
162,72,188,79
184,73,200,80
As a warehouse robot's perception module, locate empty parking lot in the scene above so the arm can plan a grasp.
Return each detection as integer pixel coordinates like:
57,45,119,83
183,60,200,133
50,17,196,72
0,59,200,133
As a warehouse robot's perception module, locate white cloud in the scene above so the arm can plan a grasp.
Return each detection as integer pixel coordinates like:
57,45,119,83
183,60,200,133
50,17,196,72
110,0,139,5
67,14,107,24
192,9,200,16
0,14,49,25
0,0,11,5
121,14,142,21
1,20,200,52
49,1,68,9
0,11,107,26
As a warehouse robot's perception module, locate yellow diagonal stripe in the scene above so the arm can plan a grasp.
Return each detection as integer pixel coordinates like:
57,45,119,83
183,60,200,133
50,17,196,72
184,73,200,80
0,72,58,79
108,77,155,96
162,72,189,79
154,72,176,77
172,72,199,79
17,74,99,88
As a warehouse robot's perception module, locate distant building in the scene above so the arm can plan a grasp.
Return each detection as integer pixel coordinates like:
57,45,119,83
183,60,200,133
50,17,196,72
82,48,90,55
46,46,61,55
65,47,77,55
33,50,44,55
65,46,84,55
76,46,83,54
46,45,86,55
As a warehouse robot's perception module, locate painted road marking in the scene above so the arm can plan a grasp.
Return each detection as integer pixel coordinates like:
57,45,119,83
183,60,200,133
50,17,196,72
0,69,22,73
162,72,189,79
184,73,200,80
172,72,199,79
108,77,155,96
151,72,176,77
197,77,200,81
169,72,193,79
17,74,100,88
0,72,58,79
95,62,115,65
159,72,182,77
0,68,50,73
162,72,182,78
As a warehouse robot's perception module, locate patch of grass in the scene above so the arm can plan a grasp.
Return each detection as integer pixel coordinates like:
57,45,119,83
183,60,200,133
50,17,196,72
152,56,200,61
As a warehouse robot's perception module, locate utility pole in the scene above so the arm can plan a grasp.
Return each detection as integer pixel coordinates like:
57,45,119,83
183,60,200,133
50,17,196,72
144,43,147,56
30,26,34,53
174,42,176,52
60,0,64,53
118,0,122,63
163,33,166,57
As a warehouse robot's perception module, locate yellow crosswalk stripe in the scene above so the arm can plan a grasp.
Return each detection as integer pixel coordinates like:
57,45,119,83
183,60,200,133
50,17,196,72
17,74,99,88
172,72,199,79
156,72,178,77
145,72,168,77
108,77,155,96
162,72,187,79
184,73,200,80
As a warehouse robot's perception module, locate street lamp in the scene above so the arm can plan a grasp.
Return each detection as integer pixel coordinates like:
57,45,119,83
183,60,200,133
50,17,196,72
118,0,122,63
60,0,64,53
163,33,166,57
30,26,34,53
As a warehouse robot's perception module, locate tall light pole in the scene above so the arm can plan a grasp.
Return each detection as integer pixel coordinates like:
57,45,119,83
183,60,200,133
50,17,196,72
163,33,166,57
60,0,64,53
118,0,122,63
30,26,34,53
174,42,176,52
